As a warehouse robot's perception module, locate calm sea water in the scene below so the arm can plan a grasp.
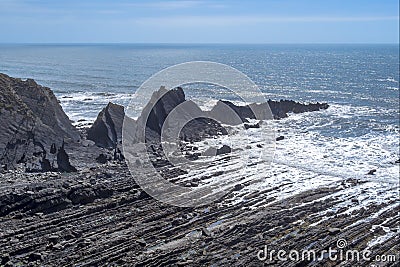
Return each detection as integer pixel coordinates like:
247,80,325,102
0,44,398,180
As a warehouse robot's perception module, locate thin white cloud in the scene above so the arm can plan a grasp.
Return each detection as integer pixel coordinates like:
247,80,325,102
135,15,400,26
122,0,224,10
0,0,227,17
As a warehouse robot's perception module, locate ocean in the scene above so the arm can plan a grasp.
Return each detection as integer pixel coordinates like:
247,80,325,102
0,44,398,184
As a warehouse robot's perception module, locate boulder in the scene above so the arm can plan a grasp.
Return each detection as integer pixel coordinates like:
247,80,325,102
1,254,10,265
94,184,113,198
48,235,60,244
96,153,110,164
244,123,260,129
81,140,95,147
233,184,244,191
67,186,96,205
328,227,341,235
28,252,43,262
56,142,77,172
203,145,232,156
217,145,232,155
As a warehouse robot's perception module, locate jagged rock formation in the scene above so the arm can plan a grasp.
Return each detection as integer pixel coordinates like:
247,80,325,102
267,99,329,119
23,141,77,173
2,80,397,266
144,86,186,136
208,100,267,124
56,142,77,172
132,86,228,144
209,99,329,124
0,73,80,171
87,102,125,148
121,87,329,147
0,73,328,172
90,87,329,149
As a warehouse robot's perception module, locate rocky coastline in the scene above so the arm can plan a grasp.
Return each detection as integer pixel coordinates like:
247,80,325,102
0,73,398,266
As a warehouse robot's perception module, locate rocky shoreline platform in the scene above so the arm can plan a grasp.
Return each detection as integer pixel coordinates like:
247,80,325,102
0,73,398,266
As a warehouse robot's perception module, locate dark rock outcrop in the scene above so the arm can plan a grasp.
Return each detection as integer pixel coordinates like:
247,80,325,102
267,99,329,119
87,102,125,148
0,73,80,170
179,116,228,142
68,186,96,205
56,142,77,172
209,99,329,124
113,148,125,161
11,77,79,141
1,254,10,265
208,100,266,124
96,153,110,164
0,181,113,216
106,87,329,147
28,252,43,262
130,87,228,144
84,85,331,174
145,86,186,136
25,141,77,173
217,145,232,155
203,145,232,156
69,184,113,205
0,187,72,216
244,122,260,129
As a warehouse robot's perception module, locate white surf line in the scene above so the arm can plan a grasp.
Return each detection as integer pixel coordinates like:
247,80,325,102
307,183,398,227
272,158,399,185
220,151,397,207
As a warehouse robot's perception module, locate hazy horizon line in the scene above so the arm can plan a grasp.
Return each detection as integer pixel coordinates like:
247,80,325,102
0,42,399,45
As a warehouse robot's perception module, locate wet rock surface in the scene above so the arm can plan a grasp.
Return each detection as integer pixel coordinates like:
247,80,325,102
0,163,398,266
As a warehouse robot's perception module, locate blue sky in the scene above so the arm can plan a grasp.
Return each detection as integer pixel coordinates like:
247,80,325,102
0,0,398,43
